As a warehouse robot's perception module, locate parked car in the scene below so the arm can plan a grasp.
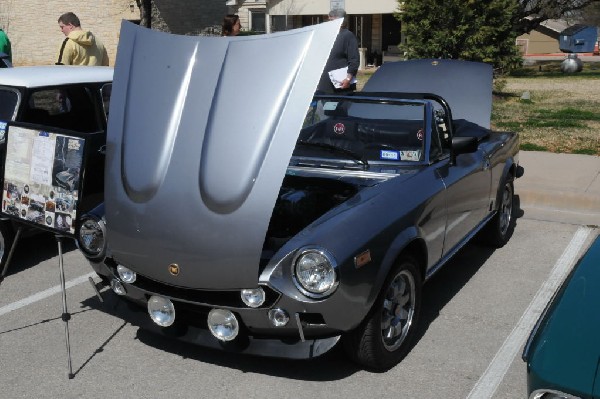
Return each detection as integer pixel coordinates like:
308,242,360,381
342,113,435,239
523,234,600,398
0,65,112,269
77,22,523,370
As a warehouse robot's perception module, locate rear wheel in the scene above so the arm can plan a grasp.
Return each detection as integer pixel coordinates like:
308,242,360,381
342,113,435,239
343,255,422,370
481,180,514,248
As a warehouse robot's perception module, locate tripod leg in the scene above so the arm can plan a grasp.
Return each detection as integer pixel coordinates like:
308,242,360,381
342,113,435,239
56,235,74,379
0,225,23,286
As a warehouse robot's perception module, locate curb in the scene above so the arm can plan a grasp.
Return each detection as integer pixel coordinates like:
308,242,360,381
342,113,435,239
515,186,600,226
516,188,600,212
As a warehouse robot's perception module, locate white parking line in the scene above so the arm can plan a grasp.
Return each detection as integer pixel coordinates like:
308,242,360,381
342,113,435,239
0,272,95,317
466,226,595,399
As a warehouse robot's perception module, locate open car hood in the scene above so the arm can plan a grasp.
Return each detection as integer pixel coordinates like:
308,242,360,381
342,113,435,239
363,59,493,129
105,20,342,289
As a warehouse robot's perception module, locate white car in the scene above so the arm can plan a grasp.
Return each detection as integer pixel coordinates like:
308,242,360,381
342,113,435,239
0,66,113,270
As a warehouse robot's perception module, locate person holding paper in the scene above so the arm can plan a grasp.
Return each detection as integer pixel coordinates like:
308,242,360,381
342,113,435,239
316,8,359,94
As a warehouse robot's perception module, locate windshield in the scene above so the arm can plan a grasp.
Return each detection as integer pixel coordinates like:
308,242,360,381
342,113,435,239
0,88,19,121
298,98,426,163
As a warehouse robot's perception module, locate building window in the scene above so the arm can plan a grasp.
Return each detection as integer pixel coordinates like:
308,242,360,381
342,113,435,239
271,15,287,32
250,10,265,33
302,15,322,26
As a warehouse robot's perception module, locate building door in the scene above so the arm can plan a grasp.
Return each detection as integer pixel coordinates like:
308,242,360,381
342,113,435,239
382,14,401,53
250,10,266,33
349,14,372,50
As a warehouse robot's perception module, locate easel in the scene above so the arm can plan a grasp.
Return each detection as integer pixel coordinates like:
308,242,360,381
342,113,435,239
0,224,102,379
0,122,102,379
56,234,75,379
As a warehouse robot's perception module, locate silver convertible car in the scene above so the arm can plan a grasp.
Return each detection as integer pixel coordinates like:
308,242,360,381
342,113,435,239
77,21,523,370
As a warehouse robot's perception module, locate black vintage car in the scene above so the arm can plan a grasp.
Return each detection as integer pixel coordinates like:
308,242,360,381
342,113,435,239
0,66,112,268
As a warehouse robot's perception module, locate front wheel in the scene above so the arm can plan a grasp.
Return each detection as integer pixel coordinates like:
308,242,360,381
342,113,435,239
481,180,514,248
343,255,422,370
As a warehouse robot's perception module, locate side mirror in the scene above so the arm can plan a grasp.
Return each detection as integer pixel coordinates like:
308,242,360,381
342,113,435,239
452,136,478,155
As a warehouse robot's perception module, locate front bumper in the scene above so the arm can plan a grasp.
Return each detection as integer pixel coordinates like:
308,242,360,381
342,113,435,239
89,259,342,359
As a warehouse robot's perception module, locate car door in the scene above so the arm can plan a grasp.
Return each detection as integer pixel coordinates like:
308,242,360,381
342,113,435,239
439,144,491,255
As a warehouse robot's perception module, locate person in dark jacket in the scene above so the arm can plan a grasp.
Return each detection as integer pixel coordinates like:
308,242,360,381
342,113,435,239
316,8,360,94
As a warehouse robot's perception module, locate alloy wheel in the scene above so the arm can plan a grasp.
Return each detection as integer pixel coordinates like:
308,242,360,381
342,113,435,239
381,269,416,351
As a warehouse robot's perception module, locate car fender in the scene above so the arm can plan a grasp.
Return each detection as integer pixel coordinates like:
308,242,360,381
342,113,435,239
492,156,516,211
364,225,425,307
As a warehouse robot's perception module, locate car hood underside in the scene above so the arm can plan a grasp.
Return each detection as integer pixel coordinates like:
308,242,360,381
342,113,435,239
105,20,343,289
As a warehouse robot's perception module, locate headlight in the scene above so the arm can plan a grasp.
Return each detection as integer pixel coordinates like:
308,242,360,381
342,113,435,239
241,287,265,308
207,309,239,341
292,247,338,298
117,264,137,284
77,216,106,259
148,295,175,327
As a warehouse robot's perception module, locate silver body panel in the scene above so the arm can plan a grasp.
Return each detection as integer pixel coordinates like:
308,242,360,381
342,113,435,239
106,20,343,289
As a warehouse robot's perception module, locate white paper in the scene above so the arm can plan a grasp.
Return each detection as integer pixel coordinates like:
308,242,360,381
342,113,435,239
328,66,358,89
30,135,56,185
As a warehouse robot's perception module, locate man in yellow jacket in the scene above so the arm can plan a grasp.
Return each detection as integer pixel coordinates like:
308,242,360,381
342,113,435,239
56,12,109,66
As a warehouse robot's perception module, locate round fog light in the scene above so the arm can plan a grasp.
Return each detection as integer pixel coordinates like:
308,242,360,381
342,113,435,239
110,278,126,296
207,309,239,341
268,308,289,327
147,295,175,327
117,265,137,283
241,287,265,308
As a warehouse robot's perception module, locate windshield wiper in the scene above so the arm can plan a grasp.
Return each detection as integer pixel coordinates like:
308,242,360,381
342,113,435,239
296,141,369,168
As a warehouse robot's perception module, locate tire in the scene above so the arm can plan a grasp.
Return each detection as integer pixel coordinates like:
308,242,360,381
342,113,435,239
0,221,15,273
343,255,422,370
481,180,514,248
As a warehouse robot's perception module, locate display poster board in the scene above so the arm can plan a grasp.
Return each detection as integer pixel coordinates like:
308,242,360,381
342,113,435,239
1,124,86,236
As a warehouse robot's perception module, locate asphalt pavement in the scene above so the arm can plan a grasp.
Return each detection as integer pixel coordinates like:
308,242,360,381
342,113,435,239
515,150,600,225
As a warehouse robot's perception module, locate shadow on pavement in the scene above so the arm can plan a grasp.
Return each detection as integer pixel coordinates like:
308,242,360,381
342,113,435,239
136,328,359,380
2,230,77,277
407,194,525,357
80,291,360,380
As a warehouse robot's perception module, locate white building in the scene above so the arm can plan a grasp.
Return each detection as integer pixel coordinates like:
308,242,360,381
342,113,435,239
227,0,404,65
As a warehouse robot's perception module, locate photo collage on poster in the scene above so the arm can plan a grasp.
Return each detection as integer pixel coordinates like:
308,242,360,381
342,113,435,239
1,125,85,235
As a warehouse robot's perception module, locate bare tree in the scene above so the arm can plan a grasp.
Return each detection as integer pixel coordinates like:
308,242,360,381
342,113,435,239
516,0,600,34
577,1,600,25
135,0,152,28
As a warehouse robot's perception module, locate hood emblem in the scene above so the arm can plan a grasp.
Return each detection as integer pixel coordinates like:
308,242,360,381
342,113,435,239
168,263,180,276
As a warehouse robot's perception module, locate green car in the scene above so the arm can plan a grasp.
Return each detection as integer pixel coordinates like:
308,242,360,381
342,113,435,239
523,235,600,399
